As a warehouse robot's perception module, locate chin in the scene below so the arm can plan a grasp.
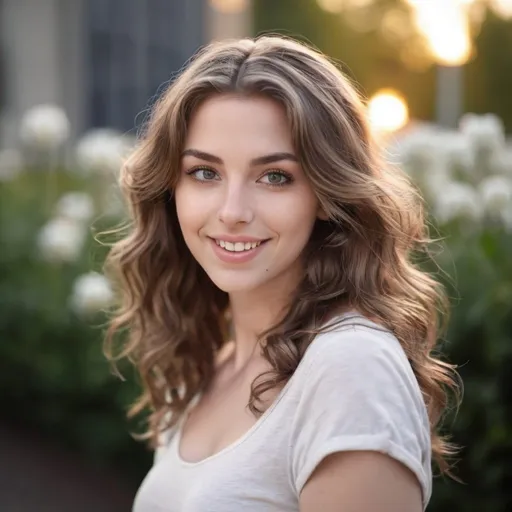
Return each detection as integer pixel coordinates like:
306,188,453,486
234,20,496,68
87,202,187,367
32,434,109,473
206,271,267,294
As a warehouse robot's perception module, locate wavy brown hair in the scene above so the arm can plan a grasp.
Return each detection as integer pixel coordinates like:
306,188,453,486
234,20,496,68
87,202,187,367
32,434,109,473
104,35,460,475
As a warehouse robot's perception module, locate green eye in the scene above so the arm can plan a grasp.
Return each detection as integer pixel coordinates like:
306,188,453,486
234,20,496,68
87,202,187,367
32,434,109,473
267,172,286,184
189,168,218,181
260,171,293,187
199,169,216,180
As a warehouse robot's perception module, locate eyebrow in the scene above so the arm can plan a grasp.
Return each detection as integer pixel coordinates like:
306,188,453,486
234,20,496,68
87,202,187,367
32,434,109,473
181,149,299,166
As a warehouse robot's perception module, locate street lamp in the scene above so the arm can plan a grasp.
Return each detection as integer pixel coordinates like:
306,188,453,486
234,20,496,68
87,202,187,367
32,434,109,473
406,0,472,129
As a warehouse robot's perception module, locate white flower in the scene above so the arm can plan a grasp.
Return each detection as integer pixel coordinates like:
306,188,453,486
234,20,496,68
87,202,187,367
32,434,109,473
478,175,512,218
437,132,474,174
392,125,440,173
55,192,95,223
0,149,24,181
434,181,483,224
501,204,512,233
37,217,86,262
490,143,512,176
70,272,114,314
19,104,70,150
459,113,505,153
423,168,452,200
75,129,133,175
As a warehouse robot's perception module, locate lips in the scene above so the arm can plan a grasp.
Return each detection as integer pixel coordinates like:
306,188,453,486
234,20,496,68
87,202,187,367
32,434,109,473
215,239,261,251
208,237,270,263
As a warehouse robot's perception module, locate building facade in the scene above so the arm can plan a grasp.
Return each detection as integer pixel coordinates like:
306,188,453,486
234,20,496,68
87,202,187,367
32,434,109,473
0,0,252,148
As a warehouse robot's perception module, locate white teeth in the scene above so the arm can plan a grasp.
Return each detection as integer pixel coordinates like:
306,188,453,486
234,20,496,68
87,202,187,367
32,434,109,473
215,239,262,252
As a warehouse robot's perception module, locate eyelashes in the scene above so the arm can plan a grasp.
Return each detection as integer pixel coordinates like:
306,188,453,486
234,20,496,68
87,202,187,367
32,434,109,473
185,166,294,188
186,167,218,182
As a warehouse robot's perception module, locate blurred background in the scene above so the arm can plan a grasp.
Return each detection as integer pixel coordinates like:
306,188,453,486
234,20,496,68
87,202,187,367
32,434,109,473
0,1,511,511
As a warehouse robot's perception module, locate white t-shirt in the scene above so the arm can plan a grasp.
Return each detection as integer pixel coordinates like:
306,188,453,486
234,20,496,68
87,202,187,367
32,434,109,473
133,315,432,511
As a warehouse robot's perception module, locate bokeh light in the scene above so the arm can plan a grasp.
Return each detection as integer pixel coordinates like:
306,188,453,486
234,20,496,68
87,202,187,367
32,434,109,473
407,0,472,65
209,0,249,14
367,89,409,133
380,8,414,45
490,0,512,18
317,0,345,14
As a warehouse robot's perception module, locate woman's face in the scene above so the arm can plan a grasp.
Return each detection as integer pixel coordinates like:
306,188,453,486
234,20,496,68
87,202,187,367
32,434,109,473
175,93,324,295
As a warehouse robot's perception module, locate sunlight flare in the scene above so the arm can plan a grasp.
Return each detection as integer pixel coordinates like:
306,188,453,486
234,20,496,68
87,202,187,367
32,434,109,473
406,0,472,65
367,90,409,133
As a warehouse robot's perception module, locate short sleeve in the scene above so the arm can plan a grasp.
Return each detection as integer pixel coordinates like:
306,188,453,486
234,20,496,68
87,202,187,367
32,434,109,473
289,325,432,508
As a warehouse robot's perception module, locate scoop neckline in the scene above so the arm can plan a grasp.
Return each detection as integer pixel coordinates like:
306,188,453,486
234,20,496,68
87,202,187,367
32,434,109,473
173,369,295,467
173,310,363,467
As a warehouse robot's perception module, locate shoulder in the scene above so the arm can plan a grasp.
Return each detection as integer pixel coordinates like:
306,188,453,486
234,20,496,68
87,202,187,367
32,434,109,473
288,314,432,506
295,315,428,425
294,313,428,420
301,314,415,384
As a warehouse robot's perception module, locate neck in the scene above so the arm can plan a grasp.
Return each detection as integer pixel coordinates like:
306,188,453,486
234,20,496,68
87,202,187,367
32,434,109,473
227,274,299,371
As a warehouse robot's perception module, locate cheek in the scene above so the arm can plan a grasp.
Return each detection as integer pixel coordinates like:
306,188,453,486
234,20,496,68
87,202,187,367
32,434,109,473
266,195,318,244
271,189,318,227
174,183,209,233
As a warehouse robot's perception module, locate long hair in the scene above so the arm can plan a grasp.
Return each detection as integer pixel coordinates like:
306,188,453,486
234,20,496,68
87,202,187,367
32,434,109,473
104,35,460,475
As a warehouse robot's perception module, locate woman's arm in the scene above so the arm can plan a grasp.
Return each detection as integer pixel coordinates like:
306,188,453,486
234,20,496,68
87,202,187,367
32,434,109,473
300,450,423,512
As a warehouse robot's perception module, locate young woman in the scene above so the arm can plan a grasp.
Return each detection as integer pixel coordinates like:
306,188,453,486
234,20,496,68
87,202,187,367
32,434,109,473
105,35,459,512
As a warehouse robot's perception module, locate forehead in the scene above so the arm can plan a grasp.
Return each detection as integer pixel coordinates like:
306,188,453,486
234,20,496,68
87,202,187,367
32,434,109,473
184,94,295,155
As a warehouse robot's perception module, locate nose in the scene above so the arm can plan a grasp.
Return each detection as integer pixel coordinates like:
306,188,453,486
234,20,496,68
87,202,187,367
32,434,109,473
218,181,254,226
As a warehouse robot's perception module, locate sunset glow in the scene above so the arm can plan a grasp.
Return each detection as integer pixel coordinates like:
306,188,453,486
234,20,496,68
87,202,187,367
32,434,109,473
209,0,249,13
407,0,472,65
367,90,409,133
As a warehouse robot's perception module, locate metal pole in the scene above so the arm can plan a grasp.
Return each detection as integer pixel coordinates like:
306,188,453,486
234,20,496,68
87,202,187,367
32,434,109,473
436,64,464,129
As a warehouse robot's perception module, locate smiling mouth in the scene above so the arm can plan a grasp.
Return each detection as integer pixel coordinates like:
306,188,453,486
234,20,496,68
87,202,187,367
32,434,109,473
209,238,270,253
